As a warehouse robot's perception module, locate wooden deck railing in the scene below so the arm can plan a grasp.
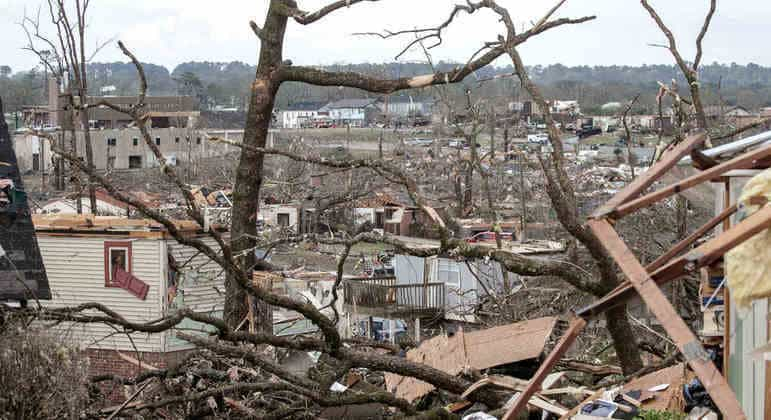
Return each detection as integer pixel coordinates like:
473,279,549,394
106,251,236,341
343,277,445,316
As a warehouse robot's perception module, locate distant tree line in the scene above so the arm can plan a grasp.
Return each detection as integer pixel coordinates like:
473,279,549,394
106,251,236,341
4,61,771,113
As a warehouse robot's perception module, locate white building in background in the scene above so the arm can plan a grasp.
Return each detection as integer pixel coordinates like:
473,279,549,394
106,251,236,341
13,127,232,172
550,100,581,115
321,98,378,127
258,204,300,231
279,102,326,129
380,95,433,118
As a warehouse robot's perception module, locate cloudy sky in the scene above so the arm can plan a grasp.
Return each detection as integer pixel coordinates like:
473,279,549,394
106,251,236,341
1,0,769,72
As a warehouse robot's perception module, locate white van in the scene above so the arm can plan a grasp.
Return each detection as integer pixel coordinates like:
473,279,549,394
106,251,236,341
527,133,548,144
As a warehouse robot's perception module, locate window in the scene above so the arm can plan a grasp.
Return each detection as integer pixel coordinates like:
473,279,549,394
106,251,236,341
277,213,290,227
438,259,461,289
196,137,201,145
132,137,139,146
104,241,132,287
128,155,142,169
175,137,180,144
155,137,161,146
106,138,117,146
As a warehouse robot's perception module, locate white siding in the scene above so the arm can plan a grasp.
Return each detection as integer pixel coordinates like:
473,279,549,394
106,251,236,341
39,236,164,352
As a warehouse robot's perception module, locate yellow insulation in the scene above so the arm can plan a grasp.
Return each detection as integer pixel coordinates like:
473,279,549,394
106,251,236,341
726,168,771,309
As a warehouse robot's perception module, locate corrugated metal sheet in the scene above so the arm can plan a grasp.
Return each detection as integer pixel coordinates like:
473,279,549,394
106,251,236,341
165,237,225,350
39,236,163,352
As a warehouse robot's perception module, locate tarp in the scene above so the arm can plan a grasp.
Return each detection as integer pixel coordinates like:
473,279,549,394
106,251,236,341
0,96,50,301
726,168,771,308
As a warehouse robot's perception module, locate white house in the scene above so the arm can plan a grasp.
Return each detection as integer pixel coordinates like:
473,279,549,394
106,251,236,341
380,96,433,118
33,215,225,392
321,98,378,127
550,100,581,115
279,101,326,129
258,203,300,231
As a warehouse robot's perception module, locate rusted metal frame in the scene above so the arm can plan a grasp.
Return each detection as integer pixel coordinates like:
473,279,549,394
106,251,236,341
646,203,738,272
592,132,707,218
611,144,771,219
577,204,771,318
501,317,587,420
587,219,746,419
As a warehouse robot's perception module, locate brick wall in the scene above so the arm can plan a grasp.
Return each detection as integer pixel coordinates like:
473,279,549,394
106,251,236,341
87,348,193,401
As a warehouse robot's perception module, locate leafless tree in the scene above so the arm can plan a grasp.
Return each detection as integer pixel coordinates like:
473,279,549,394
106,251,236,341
641,0,715,135
11,0,734,416
12,2,604,415
21,0,111,214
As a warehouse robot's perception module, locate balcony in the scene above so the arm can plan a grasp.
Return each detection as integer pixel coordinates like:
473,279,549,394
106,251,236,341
343,277,445,318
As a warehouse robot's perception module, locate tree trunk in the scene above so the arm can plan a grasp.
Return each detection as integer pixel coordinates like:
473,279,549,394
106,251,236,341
226,0,287,330
77,97,97,214
605,305,644,374
503,121,509,160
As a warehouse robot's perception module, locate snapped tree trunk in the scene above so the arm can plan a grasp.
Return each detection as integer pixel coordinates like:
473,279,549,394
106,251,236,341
226,0,287,330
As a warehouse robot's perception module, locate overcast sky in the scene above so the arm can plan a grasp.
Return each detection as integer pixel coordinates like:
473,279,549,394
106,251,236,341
1,0,770,73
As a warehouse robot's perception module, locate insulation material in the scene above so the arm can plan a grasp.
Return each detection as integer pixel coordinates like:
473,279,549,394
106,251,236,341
726,168,771,309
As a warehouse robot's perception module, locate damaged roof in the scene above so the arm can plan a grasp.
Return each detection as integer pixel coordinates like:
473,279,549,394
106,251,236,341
32,215,202,236
385,317,557,402
0,96,50,301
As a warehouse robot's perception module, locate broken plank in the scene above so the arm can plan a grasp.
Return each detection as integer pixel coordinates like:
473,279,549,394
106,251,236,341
501,317,587,420
587,219,745,419
460,375,528,400
558,387,605,420
118,352,160,371
530,395,569,416
612,144,771,219
592,132,707,218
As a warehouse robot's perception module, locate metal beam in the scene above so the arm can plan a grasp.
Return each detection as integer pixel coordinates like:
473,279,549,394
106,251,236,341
592,132,707,218
587,219,745,419
501,317,587,420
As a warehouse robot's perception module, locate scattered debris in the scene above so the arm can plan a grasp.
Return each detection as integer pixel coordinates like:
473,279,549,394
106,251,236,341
385,317,557,402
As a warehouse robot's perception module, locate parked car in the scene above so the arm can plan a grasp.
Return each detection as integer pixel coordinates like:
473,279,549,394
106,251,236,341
465,231,515,243
448,138,464,148
405,138,433,147
527,133,549,144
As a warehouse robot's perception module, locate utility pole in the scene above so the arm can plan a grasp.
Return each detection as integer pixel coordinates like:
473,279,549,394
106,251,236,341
503,121,509,160
346,123,351,151
519,150,527,241
378,131,383,159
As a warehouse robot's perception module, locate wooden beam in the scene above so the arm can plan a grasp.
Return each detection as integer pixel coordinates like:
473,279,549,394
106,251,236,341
592,132,707,218
587,219,745,419
651,204,771,283
558,387,605,420
612,144,771,219
501,317,587,420
578,203,771,318
646,203,738,272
